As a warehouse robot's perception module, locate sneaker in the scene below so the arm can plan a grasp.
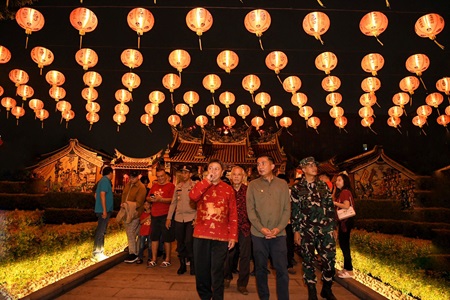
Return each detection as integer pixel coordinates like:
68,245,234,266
338,270,353,279
237,286,249,295
124,254,139,263
91,253,109,262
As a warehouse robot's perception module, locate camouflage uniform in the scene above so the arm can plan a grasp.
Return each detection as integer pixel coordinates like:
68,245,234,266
291,177,336,285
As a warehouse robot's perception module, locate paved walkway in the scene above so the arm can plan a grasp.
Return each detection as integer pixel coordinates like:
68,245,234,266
54,251,362,300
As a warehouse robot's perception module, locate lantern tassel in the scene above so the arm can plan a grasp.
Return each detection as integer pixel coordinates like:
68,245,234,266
171,93,174,110
276,74,283,86
190,107,195,115
317,0,326,8
244,120,250,127
385,0,390,8
240,0,243,3
375,101,381,108
198,37,203,51
258,37,264,51
251,93,255,103
374,35,384,46
89,124,93,131
314,128,319,134
421,128,427,136
6,111,9,119
79,35,83,49
447,95,450,104
410,95,413,106
66,121,69,129
274,118,279,128
212,118,215,126
396,127,402,134
16,119,19,126
418,76,427,90
212,94,216,105
437,108,441,116
6,0,9,7
117,125,120,132
147,126,152,133
262,109,266,118
138,36,141,49
286,129,293,136
41,121,44,129
403,108,408,117
432,39,445,50
369,127,378,135
227,108,230,116
40,68,43,76
60,116,63,124
25,35,29,49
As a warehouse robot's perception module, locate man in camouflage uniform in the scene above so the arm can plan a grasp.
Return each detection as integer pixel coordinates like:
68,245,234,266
291,157,337,300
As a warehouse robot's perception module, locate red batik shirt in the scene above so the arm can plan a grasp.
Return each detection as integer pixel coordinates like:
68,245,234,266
235,184,251,237
189,179,238,242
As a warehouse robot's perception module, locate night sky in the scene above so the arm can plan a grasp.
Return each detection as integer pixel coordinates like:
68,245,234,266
1,0,450,176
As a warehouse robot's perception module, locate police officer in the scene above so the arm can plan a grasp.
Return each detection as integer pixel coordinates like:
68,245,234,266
291,157,337,300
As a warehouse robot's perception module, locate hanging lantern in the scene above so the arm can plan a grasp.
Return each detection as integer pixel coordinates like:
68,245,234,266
387,116,401,129
217,50,239,74
268,105,283,118
359,11,388,46
140,113,154,131
236,104,251,120
282,76,302,94
265,51,288,83
361,53,384,76
145,103,159,116
56,100,72,113
183,91,199,114
70,7,98,49
83,71,102,88
359,93,377,107
113,113,126,131
45,70,65,87
302,11,330,45
11,106,25,125
162,73,181,108
122,72,141,92
244,9,271,50
251,116,264,130
1,97,17,118
149,90,165,106
206,104,220,125
315,52,338,75
85,102,100,113
359,106,374,118
426,92,444,114
415,13,445,49
202,74,221,104
35,108,49,128
86,112,100,130
195,115,209,128
412,115,427,134
169,49,191,76
186,7,213,50
9,69,29,87
436,77,450,103
255,92,271,117
361,116,374,128
219,91,235,116
388,106,404,118
223,116,236,128
28,98,44,113
242,74,261,103
279,117,292,129
307,116,321,132
168,114,181,127
127,8,154,48
361,77,381,94
81,87,98,102
0,86,3,97
0,46,11,64
62,110,75,128
399,76,420,103
115,89,132,103
321,76,341,92
30,46,54,75
75,48,98,70
406,53,430,90
17,84,34,102
329,106,344,119
416,105,432,118
121,49,143,69
446,105,450,116
334,116,347,130
326,92,342,107
299,105,313,120
175,103,190,117
291,92,308,108
437,114,450,129
15,7,45,48
115,103,130,115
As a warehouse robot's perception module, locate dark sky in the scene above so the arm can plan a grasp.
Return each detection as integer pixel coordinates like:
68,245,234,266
1,0,450,175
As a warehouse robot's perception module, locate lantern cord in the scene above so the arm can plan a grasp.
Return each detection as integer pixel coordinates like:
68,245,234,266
385,0,390,8
276,75,283,85
147,126,153,133
259,38,264,51
251,93,255,103
418,76,427,90
432,39,445,50
317,0,326,8
375,35,384,46
198,37,203,51
171,93,174,110
25,35,29,49
227,108,230,116
190,107,195,115
138,36,141,49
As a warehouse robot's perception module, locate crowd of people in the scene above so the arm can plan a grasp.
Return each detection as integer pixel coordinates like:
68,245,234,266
92,155,356,300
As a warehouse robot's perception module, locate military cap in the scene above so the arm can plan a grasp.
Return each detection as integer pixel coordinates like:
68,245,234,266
298,156,318,168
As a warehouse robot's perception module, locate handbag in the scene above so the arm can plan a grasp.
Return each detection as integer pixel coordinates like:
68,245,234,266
337,206,356,221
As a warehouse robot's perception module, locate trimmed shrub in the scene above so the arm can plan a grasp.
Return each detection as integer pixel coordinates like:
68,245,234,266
43,208,118,224
0,194,44,210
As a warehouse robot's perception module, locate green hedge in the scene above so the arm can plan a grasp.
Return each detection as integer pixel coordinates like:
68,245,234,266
43,208,118,224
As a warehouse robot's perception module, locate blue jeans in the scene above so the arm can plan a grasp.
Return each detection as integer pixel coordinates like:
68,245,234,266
252,235,289,300
138,235,152,259
93,212,111,255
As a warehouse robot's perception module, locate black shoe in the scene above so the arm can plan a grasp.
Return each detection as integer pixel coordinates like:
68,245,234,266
190,267,195,275
320,281,337,300
232,269,239,274
307,284,318,300
177,258,186,275
124,254,138,263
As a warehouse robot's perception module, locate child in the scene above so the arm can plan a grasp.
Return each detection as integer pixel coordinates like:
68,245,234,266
137,200,152,265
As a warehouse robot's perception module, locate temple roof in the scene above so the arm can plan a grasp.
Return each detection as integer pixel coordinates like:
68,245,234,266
111,149,162,170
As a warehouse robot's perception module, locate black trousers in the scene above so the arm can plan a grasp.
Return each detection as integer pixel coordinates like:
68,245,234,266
175,220,194,260
224,231,252,287
338,222,353,271
193,238,228,300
